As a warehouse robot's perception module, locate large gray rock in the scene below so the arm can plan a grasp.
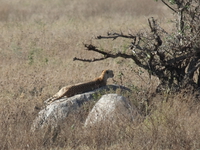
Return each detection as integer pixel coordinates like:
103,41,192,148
31,85,131,131
84,94,138,127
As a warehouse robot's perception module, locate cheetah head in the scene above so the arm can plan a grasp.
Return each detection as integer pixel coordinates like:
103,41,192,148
101,70,114,80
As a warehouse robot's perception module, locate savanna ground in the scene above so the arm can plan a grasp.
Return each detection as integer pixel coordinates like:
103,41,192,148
1,0,200,149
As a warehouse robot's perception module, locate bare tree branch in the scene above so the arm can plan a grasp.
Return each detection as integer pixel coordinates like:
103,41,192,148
161,0,177,13
73,57,105,62
73,44,150,70
96,32,136,40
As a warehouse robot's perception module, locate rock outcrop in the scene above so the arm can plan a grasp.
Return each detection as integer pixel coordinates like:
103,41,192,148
84,94,138,127
31,85,131,131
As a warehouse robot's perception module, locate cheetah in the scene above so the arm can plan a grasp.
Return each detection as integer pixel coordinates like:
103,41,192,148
44,70,114,104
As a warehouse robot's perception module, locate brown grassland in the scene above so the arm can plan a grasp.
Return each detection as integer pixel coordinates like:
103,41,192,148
1,0,200,149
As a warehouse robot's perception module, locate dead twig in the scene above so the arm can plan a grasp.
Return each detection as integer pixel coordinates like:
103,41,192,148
96,32,136,40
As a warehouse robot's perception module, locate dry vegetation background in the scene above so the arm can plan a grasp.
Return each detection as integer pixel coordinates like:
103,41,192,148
0,0,200,149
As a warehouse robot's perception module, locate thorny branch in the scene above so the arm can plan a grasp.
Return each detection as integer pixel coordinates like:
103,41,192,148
74,18,165,78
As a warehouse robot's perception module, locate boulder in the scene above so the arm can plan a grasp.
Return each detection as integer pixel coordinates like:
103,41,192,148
31,85,131,131
84,94,138,127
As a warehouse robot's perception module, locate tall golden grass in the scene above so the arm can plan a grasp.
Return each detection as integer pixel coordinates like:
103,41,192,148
1,0,200,149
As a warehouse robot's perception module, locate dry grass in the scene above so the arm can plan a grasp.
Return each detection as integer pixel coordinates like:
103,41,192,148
1,0,200,149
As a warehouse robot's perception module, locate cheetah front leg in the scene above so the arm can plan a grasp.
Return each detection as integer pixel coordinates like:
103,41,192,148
44,86,70,104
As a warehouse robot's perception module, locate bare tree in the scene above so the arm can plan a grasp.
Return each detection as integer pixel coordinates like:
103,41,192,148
74,0,200,92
